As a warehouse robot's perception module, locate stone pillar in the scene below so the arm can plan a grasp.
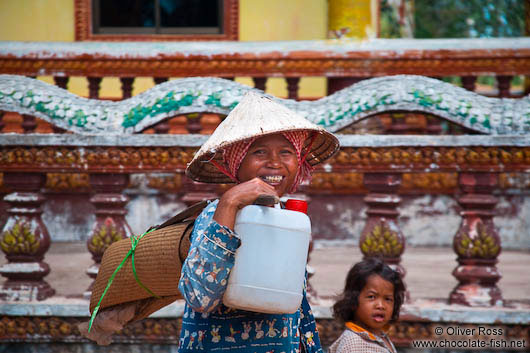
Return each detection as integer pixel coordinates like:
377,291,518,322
154,119,171,134
53,76,69,90
328,0,376,39
85,174,133,297
449,172,502,307
286,78,300,100
21,115,37,133
496,76,513,98
52,126,67,133
426,115,443,134
388,113,409,134
186,114,203,134
327,77,364,96
0,173,55,301
462,76,477,93
359,173,407,284
252,77,267,92
154,77,169,85
87,77,102,99
180,176,218,207
120,77,134,99
327,0,376,96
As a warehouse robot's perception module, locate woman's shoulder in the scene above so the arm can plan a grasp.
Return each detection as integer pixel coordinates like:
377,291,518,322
195,199,219,219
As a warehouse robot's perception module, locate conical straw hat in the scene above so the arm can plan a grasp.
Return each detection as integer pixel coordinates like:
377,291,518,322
186,92,340,183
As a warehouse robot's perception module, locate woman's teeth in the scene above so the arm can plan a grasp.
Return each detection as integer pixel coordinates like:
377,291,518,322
261,176,283,184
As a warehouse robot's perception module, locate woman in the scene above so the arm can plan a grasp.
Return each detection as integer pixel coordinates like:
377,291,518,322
179,91,339,353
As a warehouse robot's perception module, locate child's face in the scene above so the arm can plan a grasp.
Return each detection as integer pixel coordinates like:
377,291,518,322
354,274,394,335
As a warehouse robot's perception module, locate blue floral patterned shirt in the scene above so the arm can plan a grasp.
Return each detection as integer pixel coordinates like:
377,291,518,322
178,200,323,353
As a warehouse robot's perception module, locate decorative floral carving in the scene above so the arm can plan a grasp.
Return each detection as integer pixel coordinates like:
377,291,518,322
455,222,501,259
45,173,90,190
330,147,530,170
309,172,365,192
146,174,183,192
87,218,124,255
0,220,40,256
1,146,529,174
402,173,458,192
361,222,403,257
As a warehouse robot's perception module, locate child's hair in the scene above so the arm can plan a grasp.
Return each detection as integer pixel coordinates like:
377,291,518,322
332,257,405,323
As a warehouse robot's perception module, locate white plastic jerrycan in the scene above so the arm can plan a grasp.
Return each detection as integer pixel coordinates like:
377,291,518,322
222,199,311,314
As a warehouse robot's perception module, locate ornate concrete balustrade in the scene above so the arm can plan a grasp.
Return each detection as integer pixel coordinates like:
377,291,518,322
0,37,529,99
0,75,529,349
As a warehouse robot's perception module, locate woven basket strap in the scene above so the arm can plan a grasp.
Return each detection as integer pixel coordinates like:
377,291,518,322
155,199,214,230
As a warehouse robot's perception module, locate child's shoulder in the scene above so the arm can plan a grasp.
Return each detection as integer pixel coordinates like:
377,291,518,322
329,328,392,353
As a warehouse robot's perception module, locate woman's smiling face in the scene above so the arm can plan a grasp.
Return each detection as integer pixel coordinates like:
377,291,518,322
237,134,299,197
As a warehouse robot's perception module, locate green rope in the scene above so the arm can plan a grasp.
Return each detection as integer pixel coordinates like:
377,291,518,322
88,228,159,332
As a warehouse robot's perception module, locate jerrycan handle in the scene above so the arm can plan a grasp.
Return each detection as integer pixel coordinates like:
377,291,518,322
253,194,280,207
285,199,308,214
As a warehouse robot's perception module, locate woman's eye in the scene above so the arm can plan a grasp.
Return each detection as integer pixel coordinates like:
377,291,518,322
252,149,266,155
385,297,394,302
280,149,294,155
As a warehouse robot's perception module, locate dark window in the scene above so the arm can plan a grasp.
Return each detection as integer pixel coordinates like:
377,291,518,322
93,0,223,35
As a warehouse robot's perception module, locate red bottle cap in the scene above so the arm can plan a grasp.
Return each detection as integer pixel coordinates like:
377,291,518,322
285,199,308,214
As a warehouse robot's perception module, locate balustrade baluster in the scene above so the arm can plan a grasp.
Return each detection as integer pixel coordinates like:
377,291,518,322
462,76,477,92
53,76,69,90
286,78,300,100
359,173,408,294
0,111,4,132
450,172,503,307
0,172,55,301
85,174,133,298
252,77,267,92
186,114,203,134
21,114,37,133
327,77,364,95
426,116,443,134
87,77,102,99
154,77,169,85
120,77,134,99
496,75,513,98
389,113,409,134
154,119,171,134
52,126,67,133
180,176,218,207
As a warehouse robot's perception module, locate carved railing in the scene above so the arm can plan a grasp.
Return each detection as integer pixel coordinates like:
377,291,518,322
0,75,529,349
0,37,529,100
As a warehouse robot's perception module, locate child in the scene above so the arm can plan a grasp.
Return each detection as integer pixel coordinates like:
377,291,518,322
328,258,405,353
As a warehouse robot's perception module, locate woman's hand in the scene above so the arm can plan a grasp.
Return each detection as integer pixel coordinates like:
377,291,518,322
213,178,278,230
